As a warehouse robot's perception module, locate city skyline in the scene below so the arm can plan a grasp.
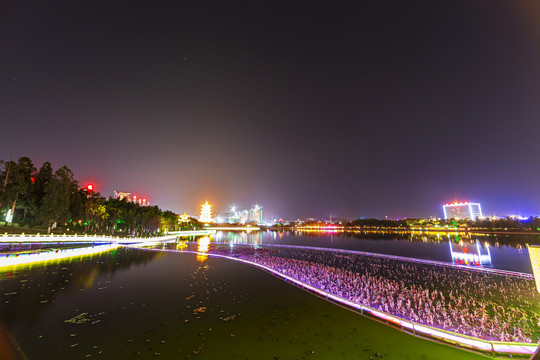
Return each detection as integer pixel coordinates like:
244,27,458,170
2,1,540,219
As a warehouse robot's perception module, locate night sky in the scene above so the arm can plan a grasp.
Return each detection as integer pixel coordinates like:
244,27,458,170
2,1,540,219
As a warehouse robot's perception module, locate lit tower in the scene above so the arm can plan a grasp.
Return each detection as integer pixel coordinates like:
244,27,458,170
200,201,212,223
180,212,190,223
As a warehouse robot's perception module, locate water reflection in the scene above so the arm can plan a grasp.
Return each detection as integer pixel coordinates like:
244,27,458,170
0,248,161,330
196,236,210,262
449,240,492,266
211,230,533,273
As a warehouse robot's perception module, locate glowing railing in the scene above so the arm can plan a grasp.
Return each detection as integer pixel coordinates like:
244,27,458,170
0,244,120,268
167,230,217,236
0,231,214,244
133,245,539,356
208,227,259,231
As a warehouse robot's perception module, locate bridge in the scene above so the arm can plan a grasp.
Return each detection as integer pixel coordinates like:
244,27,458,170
0,230,216,268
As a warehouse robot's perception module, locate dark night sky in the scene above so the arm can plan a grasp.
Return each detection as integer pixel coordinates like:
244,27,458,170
2,1,540,219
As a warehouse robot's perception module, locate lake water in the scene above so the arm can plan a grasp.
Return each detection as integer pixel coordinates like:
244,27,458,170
214,230,535,273
0,230,534,359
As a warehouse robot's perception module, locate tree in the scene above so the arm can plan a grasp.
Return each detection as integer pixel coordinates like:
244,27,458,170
0,157,36,224
160,210,179,233
39,166,78,233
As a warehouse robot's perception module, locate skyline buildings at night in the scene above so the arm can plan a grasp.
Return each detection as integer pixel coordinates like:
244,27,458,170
3,1,540,219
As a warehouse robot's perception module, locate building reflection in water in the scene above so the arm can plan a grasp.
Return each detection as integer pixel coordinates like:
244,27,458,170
448,238,491,266
214,231,263,245
196,236,210,262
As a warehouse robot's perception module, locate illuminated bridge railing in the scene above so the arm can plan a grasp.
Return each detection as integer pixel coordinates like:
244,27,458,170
0,230,215,244
0,243,121,268
133,245,538,356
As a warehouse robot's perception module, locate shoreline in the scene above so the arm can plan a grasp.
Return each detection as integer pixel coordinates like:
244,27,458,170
270,227,540,236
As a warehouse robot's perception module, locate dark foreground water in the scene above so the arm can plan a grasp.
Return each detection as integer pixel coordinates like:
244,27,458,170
0,247,488,360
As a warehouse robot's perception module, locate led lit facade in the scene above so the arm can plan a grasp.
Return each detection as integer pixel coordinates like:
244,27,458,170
443,202,482,220
199,201,212,223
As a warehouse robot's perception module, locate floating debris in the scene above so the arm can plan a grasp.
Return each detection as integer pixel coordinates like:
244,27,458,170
193,307,206,315
220,315,236,322
65,313,90,324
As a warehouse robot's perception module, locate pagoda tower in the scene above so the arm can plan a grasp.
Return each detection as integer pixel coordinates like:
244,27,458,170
199,201,212,223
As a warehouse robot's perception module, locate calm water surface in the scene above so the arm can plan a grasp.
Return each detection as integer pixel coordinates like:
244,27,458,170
0,246,488,360
214,230,535,273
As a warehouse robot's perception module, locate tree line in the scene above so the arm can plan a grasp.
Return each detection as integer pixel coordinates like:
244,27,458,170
0,157,199,235
347,217,540,231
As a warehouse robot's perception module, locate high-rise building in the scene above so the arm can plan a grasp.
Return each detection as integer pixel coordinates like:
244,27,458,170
114,191,131,202
248,204,264,224
443,202,482,220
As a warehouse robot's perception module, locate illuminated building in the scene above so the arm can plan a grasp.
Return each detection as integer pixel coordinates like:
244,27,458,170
179,212,190,223
248,204,265,224
114,191,131,201
199,201,212,223
443,202,482,220
113,191,149,206
239,209,249,224
213,204,266,224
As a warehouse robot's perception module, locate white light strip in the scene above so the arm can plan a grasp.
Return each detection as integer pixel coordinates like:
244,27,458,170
0,232,209,244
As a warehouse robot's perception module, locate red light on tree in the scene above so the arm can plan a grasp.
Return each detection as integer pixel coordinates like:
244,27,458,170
30,177,35,184
87,184,94,191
